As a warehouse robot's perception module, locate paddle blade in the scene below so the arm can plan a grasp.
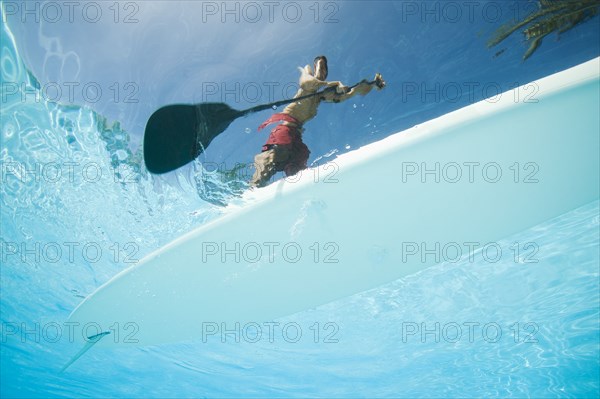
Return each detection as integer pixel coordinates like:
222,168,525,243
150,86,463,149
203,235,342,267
143,103,242,174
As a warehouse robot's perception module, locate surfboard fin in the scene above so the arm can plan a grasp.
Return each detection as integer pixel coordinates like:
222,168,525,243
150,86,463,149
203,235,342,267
60,331,111,373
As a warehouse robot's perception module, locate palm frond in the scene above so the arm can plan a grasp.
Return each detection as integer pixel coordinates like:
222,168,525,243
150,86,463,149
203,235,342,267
488,0,600,61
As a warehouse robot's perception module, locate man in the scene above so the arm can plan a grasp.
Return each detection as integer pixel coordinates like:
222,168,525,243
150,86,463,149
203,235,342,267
249,55,385,187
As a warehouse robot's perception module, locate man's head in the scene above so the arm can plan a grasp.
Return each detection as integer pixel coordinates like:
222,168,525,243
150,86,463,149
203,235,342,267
313,55,328,80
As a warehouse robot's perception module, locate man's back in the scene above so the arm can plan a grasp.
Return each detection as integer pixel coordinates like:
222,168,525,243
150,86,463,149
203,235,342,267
282,66,330,124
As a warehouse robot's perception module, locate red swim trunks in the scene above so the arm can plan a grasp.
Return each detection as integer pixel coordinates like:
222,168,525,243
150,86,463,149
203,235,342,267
258,113,310,176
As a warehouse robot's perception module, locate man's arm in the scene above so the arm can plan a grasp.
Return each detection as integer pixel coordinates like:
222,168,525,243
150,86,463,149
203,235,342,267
301,76,345,94
321,74,385,103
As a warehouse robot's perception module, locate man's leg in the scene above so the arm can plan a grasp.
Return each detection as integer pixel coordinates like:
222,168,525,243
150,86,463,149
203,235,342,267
284,141,310,177
249,145,291,187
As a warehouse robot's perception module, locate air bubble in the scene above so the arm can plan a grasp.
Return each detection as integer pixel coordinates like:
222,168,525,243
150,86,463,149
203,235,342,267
116,149,128,161
3,123,15,139
244,127,251,134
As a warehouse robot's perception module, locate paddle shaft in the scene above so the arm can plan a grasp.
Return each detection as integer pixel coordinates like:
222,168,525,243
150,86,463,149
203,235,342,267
143,78,379,174
237,79,377,117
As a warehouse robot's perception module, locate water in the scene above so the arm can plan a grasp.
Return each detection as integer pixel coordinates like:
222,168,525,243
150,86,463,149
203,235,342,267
3,197,599,397
2,1,599,397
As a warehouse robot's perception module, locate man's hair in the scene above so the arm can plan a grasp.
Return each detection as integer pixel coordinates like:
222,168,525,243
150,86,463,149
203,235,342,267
313,55,328,79
314,55,328,67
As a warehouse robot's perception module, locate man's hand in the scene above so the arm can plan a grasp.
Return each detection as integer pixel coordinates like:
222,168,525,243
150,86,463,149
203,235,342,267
353,74,385,96
331,81,350,94
374,73,386,90
321,74,385,102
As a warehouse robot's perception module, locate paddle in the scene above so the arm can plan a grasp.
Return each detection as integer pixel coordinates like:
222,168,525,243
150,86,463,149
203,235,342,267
143,78,383,174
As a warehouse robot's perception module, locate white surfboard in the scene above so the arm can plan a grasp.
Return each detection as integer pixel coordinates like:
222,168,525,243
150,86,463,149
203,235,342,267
68,58,599,347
